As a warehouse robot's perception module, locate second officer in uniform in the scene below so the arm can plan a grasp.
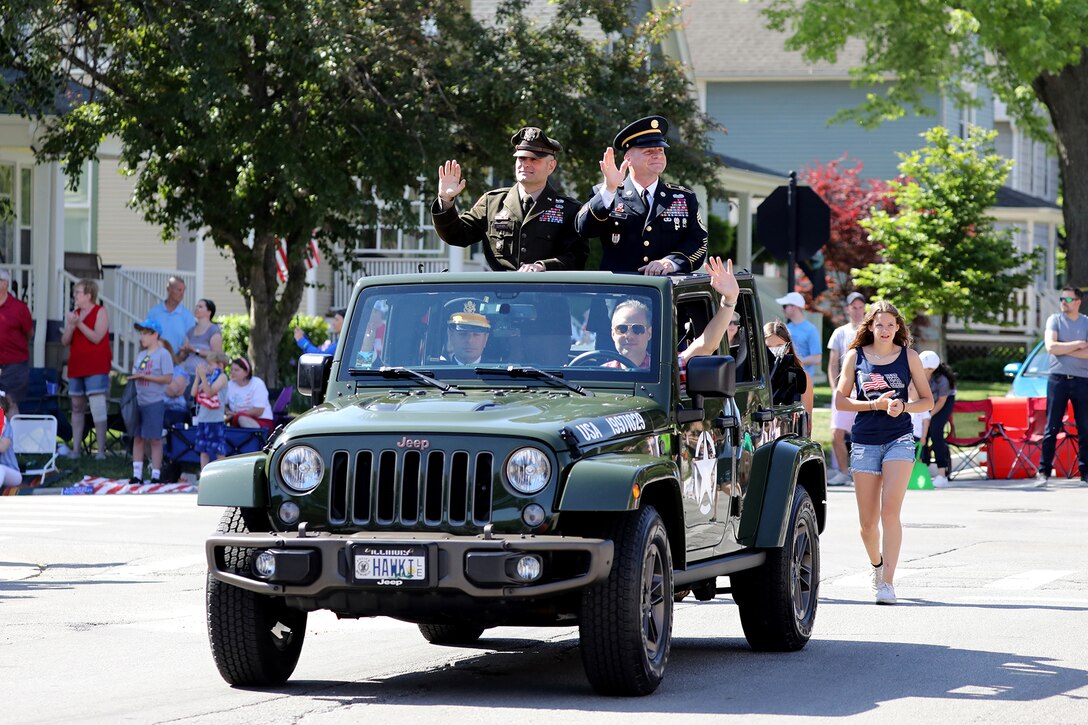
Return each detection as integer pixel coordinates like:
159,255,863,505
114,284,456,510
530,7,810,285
576,115,708,275
431,127,587,272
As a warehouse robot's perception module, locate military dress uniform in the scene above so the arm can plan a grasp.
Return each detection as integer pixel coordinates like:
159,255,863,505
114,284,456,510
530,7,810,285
431,127,588,272
576,116,708,274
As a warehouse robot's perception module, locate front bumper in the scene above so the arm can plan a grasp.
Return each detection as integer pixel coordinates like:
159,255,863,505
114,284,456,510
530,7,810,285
206,530,614,599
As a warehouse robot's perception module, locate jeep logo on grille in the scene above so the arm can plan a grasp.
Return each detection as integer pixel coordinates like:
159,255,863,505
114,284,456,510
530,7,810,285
396,436,430,449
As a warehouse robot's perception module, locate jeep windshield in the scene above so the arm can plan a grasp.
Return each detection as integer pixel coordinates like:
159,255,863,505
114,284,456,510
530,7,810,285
338,282,663,384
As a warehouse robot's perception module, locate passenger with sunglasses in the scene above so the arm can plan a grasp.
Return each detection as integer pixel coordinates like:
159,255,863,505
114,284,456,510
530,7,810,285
603,257,737,371
1035,287,1088,487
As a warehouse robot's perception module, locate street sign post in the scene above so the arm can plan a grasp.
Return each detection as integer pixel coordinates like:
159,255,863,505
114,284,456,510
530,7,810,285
757,172,831,292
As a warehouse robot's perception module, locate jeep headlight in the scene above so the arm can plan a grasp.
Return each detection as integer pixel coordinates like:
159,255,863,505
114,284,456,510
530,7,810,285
279,446,324,493
505,447,551,495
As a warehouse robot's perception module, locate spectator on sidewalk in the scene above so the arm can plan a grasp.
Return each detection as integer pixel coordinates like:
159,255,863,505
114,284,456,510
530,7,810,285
191,352,230,469
146,276,196,352
1035,286,1088,487
827,291,868,485
225,356,274,429
162,358,192,430
764,320,814,415
775,291,821,379
129,319,175,484
177,299,223,377
0,269,33,415
61,278,112,460
918,351,956,488
0,392,22,488
294,307,344,357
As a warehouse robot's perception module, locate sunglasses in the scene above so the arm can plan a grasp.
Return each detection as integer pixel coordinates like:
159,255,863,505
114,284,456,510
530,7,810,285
613,324,647,335
728,320,739,327
1060,296,1078,303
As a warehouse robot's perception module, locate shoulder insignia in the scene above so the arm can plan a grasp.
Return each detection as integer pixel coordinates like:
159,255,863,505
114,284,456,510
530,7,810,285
663,182,693,193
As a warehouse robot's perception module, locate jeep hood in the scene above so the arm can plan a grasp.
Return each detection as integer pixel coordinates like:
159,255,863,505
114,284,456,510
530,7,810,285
279,390,667,447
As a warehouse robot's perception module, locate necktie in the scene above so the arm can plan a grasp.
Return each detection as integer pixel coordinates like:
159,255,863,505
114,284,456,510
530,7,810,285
642,189,654,225
522,195,533,215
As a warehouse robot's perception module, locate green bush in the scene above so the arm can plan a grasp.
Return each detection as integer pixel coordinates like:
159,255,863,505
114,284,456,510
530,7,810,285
216,313,330,379
953,346,1023,382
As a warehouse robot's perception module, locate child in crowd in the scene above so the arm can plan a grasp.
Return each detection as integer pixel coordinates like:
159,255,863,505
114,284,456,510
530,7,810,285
129,318,175,484
192,351,229,469
0,391,22,488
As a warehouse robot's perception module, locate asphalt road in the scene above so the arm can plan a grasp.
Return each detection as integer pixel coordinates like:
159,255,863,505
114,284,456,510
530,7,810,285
2,478,1087,724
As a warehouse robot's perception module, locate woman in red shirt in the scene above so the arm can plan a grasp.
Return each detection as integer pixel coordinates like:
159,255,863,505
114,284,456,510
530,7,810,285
61,279,113,459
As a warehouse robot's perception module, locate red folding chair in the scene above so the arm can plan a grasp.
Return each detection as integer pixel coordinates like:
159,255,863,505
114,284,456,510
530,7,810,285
946,400,994,480
987,400,1039,479
1025,396,1080,478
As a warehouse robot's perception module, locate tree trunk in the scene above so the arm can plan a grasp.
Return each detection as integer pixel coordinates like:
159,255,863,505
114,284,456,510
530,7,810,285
244,233,308,388
1034,50,1088,287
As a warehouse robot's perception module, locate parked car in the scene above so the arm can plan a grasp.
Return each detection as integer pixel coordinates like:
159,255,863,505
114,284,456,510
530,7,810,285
1004,341,1047,397
198,269,826,696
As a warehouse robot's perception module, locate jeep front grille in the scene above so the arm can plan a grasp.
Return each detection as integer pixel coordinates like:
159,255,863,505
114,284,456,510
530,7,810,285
327,448,494,528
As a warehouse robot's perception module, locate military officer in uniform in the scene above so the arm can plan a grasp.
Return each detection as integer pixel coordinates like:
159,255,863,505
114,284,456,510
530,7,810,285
576,115,708,275
432,127,588,272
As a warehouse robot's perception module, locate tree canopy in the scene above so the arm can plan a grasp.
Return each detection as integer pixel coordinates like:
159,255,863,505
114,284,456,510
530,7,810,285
0,0,722,382
761,0,1088,286
856,127,1037,346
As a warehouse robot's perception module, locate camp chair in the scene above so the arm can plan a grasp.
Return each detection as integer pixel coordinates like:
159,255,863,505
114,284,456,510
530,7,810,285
10,414,60,477
271,386,294,427
1023,396,1080,478
945,400,995,480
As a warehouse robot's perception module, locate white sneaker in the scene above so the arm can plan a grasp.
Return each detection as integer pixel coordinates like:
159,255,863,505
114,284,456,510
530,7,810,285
933,475,950,488
1032,473,1049,489
875,582,897,605
871,561,884,595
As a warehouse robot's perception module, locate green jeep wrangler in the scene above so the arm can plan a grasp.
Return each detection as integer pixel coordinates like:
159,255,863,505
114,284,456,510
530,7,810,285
199,270,826,696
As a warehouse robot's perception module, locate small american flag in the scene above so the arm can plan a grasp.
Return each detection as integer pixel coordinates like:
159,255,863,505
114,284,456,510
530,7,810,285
861,373,890,393
275,238,321,283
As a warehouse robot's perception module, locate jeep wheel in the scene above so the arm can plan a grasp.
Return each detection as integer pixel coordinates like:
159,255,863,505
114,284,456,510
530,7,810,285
207,507,307,686
731,487,819,651
579,505,673,696
418,623,486,645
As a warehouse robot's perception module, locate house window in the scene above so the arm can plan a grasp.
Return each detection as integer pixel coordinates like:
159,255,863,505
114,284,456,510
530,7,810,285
64,160,94,252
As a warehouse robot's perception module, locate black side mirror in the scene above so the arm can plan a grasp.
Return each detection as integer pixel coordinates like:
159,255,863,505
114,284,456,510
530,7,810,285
297,353,333,407
686,355,737,399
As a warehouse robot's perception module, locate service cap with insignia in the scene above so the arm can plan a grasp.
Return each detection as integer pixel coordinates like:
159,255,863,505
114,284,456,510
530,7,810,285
447,300,492,331
511,126,562,158
614,115,670,151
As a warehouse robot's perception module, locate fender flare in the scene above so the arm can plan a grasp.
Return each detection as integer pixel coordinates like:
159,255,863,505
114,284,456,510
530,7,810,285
738,436,825,548
196,452,268,508
558,454,679,512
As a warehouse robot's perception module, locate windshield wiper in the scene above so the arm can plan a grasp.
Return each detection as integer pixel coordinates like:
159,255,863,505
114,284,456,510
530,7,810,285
474,365,592,397
348,366,462,394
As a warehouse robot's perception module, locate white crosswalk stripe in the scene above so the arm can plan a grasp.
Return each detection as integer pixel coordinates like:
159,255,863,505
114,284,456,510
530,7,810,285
983,569,1077,590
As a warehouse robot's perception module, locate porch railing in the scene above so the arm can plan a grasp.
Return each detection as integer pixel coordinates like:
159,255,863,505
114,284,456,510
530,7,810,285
946,284,1055,342
332,255,485,309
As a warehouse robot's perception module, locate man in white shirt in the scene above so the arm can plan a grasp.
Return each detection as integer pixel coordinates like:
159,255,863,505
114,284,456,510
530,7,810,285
826,291,867,485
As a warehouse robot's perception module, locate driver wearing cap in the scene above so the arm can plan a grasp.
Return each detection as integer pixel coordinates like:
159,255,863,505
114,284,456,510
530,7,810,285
443,301,492,365
432,127,588,272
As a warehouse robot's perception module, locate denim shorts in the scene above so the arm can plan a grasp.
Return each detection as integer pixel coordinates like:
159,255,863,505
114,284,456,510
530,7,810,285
850,433,917,474
132,401,166,440
69,373,111,397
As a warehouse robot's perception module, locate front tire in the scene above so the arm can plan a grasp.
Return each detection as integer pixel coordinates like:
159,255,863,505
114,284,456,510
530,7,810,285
418,623,486,645
207,507,308,686
579,505,673,696
731,487,819,651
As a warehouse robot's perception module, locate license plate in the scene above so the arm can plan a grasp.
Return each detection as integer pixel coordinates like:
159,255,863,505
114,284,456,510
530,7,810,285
352,544,427,586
